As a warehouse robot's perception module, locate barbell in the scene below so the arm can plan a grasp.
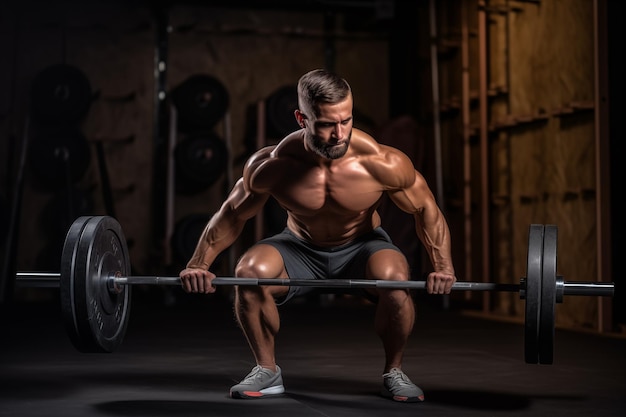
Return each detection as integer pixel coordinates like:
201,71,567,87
15,216,614,364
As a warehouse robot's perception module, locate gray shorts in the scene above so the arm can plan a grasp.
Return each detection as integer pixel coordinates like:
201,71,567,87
256,227,403,305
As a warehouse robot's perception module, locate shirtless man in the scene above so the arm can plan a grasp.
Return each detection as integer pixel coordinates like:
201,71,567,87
179,69,457,403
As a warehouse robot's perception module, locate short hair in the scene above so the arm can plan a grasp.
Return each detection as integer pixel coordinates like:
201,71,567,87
297,69,351,117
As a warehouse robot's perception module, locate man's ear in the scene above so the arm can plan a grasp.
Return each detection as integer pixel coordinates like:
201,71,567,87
294,109,306,128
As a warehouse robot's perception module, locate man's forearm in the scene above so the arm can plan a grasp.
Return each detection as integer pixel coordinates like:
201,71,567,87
415,213,455,275
186,210,246,270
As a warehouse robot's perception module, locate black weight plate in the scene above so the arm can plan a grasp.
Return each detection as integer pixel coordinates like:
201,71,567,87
171,213,227,270
30,64,92,124
524,224,544,364
266,85,300,138
174,133,228,194
171,74,229,132
171,213,212,266
539,225,558,364
28,128,91,190
60,216,93,352
61,216,131,352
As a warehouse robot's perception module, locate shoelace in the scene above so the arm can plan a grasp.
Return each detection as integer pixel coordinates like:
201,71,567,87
242,366,264,383
241,366,273,384
384,370,412,388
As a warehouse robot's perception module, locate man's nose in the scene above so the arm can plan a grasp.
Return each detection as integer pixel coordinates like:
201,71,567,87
333,123,344,140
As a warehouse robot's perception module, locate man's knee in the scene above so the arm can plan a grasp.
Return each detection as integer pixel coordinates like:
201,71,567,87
235,244,285,279
365,249,410,281
234,249,289,303
234,259,260,278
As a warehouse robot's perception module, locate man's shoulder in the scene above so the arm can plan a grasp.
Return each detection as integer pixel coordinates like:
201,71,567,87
244,133,306,188
351,129,408,162
351,130,416,188
271,132,306,158
248,131,304,160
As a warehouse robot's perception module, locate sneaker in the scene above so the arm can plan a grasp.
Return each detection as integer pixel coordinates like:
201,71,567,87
381,368,424,402
230,365,285,399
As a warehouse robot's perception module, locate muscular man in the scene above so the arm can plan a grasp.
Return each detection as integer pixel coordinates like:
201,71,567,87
180,69,456,403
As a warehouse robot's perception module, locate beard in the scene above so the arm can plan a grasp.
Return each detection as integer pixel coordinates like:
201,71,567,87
305,130,351,160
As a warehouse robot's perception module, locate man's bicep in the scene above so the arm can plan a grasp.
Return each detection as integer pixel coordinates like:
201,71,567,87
221,178,269,222
387,170,435,215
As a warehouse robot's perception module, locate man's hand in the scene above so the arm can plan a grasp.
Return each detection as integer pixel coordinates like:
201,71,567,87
426,271,456,294
179,268,217,294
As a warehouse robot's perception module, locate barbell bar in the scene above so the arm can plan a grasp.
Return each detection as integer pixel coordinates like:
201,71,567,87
16,273,613,296
14,216,615,364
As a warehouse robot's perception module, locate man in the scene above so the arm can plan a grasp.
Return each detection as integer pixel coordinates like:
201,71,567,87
179,69,456,403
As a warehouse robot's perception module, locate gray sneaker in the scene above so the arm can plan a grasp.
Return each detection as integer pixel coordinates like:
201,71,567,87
381,368,424,402
230,365,285,399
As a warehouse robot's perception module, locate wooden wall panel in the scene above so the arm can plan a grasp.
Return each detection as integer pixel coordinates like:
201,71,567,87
505,0,597,330
435,0,604,332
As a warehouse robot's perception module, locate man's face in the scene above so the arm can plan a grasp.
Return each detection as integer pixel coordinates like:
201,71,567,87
301,95,353,160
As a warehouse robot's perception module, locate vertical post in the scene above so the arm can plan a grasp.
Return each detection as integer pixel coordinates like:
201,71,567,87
478,0,491,313
0,117,30,304
429,0,449,309
461,0,472,303
151,5,170,265
428,0,444,211
164,105,177,266
593,0,613,333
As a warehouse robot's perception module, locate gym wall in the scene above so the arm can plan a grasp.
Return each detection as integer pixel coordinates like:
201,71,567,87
0,1,620,336
0,2,389,282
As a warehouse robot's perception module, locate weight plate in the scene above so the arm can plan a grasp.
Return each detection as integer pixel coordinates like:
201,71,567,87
171,213,227,270
60,216,92,351
171,213,212,265
60,216,131,352
30,64,92,124
539,225,558,364
171,74,229,132
28,128,91,190
266,85,300,138
174,132,228,194
524,224,544,364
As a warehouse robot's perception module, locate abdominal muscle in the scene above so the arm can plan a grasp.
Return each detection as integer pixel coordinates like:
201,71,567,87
282,196,383,247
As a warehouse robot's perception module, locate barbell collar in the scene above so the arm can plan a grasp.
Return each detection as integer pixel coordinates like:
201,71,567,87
556,275,564,303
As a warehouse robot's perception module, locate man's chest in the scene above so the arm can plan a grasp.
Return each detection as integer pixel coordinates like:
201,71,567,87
270,165,384,215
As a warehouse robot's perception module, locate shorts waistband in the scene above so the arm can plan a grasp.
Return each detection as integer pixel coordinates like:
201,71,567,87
280,227,390,253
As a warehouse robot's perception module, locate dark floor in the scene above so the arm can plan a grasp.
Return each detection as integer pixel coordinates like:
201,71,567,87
1,288,625,417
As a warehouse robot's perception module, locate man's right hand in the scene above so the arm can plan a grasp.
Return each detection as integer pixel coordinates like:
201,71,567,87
179,268,217,294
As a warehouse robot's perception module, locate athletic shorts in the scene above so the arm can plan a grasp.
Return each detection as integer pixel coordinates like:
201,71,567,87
255,227,403,305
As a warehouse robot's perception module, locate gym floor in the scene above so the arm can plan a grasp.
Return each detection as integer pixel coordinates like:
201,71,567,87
1,288,625,417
